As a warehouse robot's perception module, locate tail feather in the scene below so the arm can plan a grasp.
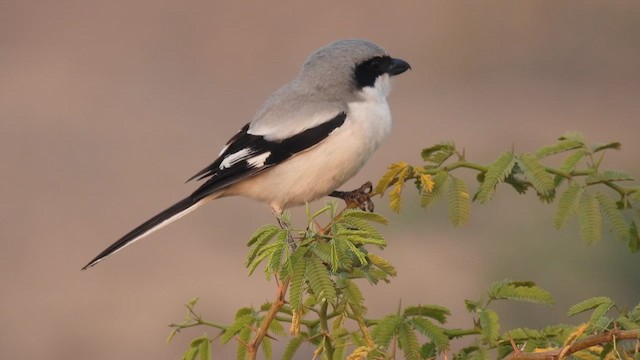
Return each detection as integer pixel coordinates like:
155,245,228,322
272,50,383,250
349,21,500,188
82,196,206,270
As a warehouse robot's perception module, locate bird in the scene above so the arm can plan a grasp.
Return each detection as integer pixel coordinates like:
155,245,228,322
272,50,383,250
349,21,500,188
82,39,410,270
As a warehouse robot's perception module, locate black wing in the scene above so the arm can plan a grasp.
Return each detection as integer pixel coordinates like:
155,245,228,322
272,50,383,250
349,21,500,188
188,112,347,201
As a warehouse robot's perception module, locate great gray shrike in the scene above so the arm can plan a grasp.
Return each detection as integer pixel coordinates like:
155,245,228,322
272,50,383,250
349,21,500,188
82,39,410,269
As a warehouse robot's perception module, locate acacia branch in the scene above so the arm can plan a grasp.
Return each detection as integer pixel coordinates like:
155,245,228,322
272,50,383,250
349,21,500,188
246,277,290,360
506,329,640,360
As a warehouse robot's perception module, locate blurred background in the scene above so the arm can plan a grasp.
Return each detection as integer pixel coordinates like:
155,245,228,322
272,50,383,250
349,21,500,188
1,1,639,358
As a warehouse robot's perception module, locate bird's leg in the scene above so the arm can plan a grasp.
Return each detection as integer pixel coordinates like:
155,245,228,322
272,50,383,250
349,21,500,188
329,181,375,212
273,209,297,252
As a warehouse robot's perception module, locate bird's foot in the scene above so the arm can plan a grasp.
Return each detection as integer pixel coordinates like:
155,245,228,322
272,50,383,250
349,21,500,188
330,181,375,212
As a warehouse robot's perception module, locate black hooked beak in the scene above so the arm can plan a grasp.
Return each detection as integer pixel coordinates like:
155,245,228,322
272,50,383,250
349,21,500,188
387,58,411,76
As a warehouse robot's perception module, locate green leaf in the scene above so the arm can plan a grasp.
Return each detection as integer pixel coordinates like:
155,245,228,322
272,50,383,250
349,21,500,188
266,238,286,276
586,170,633,185
340,209,388,224
181,346,199,360
247,241,284,276
478,309,500,346
236,327,251,360
372,314,403,348
329,237,353,272
289,249,308,311
476,151,516,203
338,278,367,315
516,153,555,195
553,183,583,229
260,333,272,360
221,314,254,344
246,225,280,265
588,301,614,324
397,320,421,360
306,257,336,304
487,280,555,305
421,142,455,165
447,176,471,226
410,317,450,351
567,296,612,316
559,149,588,174
367,253,397,277
502,327,543,341
536,138,584,159
389,164,412,212
375,161,409,196
282,337,303,360
421,170,449,208
616,315,640,330
182,336,211,360
403,305,451,324
592,141,621,153
579,193,602,244
595,192,629,240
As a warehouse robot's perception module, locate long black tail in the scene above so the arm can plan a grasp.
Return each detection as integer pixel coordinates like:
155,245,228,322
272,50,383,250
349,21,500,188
82,196,205,270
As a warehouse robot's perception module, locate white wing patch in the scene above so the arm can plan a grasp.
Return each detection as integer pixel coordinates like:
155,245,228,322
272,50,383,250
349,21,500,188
247,152,271,168
219,148,253,169
248,111,342,141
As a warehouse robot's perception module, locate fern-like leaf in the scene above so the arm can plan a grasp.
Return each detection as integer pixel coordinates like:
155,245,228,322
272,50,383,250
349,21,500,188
559,149,588,174
389,164,413,212
421,142,455,165
579,193,602,245
266,236,287,277
339,278,367,315
306,257,336,304
476,151,516,203
246,225,280,265
616,315,640,330
588,300,614,324
586,170,633,185
502,327,542,341
181,335,211,360
372,314,403,348
330,237,354,272
375,161,409,196
516,153,555,195
567,296,612,316
410,317,450,351
553,183,583,229
311,242,333,265
236,327,252,360
536,138,584,159
367,253,397,277
288,250,308,311
478,309,500,346
487,280,555,305
281,336,304,360
404,305,451,324
221,314,255,344
447,176,471,226
397,320,421,360
595,192,629,240
340,209,388,224
421,170,449,208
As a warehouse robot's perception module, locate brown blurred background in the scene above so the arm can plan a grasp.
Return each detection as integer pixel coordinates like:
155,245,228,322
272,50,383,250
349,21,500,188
1,1,639,359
